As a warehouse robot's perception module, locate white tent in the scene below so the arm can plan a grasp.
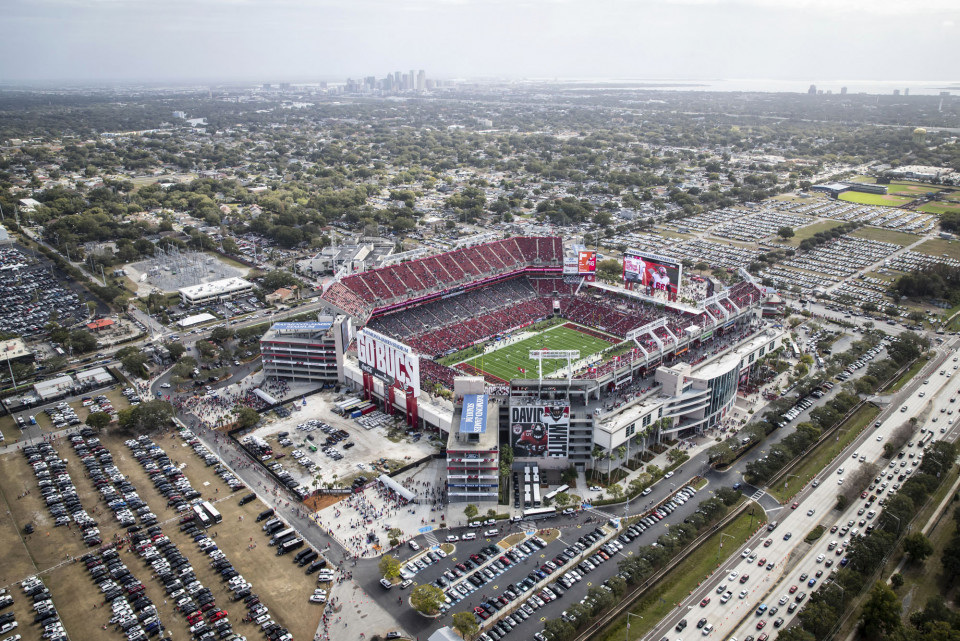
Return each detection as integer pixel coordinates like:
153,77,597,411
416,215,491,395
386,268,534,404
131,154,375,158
377,474,415,502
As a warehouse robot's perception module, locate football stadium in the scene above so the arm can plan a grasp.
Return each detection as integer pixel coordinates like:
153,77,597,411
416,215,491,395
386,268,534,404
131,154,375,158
301,236,779,500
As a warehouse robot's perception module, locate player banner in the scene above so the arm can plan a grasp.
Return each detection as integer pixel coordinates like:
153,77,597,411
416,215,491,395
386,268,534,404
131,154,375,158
510,404,570,458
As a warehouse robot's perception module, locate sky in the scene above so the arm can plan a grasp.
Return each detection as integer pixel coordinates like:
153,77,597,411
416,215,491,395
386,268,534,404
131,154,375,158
1,0,958,85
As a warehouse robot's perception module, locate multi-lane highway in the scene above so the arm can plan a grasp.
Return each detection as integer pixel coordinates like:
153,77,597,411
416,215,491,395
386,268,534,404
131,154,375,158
647,340,960,641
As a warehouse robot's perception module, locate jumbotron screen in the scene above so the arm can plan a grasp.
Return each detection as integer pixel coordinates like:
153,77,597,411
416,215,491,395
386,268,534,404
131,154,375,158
623,250,682,301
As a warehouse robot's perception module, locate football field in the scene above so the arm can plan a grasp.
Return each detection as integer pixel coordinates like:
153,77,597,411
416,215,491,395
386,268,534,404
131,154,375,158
463,325,617,381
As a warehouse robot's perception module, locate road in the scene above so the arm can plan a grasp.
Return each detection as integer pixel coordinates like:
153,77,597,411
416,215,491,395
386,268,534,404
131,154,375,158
645,336,959,641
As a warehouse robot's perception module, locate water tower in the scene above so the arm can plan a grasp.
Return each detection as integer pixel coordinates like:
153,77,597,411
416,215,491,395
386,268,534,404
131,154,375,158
913,127,927,145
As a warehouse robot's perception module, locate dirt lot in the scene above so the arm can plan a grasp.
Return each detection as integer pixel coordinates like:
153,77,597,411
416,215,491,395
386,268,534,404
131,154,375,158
0,427,325,641
248,392,438,489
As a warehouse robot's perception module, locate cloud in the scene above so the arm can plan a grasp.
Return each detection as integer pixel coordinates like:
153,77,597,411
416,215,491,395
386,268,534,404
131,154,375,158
660,0,959,15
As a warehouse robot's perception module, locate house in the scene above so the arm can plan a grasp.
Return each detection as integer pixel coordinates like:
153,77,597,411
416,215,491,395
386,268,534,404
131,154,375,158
266,286,298,304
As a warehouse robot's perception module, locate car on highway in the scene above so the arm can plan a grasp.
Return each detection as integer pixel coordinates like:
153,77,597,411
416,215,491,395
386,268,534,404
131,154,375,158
807,509,815,516
700,598,711,607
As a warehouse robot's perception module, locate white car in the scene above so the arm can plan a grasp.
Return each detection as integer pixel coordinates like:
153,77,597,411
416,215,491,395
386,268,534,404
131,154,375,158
160,383,171,388
727,571,739,581
483,529,499,537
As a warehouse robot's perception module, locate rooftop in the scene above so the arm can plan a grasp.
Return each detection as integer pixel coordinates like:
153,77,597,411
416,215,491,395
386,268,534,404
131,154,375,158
179,276,252,298
0,337,31,361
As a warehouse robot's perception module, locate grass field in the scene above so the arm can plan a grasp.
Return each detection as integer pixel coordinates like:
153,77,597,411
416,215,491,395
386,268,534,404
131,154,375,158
771,404,879,502
838,191,914,207
463,324,617,382
848,175,877,184
918,202,960,215
915,238,960,260
887,183,943,195
599,503,764,641
785,220,851,246
850,226,920,246
885,358,927,393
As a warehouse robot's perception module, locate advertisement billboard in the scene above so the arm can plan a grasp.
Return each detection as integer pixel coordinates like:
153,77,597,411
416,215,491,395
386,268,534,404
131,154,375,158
563,256,578,275
510,404,570,458
577,251,597,274
356,328,420,397
623,250,682,301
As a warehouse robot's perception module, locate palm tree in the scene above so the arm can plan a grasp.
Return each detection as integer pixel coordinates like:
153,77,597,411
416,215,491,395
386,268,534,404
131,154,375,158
591,445,604,482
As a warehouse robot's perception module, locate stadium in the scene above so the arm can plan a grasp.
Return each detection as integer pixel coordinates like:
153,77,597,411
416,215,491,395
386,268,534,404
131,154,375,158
310,236,777,499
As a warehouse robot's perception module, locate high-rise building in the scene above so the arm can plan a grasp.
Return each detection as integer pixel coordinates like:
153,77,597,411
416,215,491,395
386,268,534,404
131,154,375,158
394,71,401,88
807,84,817,95
417,70,426,92
904,88,910,96
894,89,901,96
840,86,847,95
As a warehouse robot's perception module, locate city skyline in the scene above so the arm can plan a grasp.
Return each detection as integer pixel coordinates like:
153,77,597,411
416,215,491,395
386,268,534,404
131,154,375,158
1,0,957,84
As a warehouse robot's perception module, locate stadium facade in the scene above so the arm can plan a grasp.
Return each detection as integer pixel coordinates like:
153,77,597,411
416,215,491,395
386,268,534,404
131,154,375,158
287,236,780,475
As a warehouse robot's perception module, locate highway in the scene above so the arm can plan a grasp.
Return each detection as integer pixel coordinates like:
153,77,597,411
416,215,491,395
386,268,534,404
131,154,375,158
645,337,959,641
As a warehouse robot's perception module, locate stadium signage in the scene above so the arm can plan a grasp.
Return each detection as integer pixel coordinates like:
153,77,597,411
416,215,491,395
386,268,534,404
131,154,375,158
577,251,596,274
459,394,488,434
510,404,570,458
356,328,420,397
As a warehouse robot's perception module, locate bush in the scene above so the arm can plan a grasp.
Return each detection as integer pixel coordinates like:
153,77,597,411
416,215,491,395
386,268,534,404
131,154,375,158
805,525,825,543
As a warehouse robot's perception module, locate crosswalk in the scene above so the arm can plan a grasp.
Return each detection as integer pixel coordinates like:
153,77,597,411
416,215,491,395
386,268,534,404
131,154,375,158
423,530,439,547
750,489,765,501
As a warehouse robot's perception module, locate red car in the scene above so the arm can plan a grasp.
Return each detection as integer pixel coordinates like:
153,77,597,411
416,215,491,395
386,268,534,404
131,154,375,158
208,610,228,622
700,598,711,607
187,612,203,624
860,491,869,499
757,620,767,630
763,538,773,547
791,502,799,509
789,585,798,594
757,558,766,566
739,574,750,584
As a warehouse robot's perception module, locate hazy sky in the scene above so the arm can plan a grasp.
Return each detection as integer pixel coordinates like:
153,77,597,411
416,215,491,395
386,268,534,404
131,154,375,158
2,0,958,84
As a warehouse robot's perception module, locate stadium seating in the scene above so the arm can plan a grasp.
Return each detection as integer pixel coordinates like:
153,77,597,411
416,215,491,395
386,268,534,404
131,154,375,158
321,236,563,321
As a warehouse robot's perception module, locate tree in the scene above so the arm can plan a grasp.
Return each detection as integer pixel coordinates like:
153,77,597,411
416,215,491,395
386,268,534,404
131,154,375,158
378,555,402,580
596,258,622,282
68,328,98,353
890,573,904,589
860,581,902,639
555,492,571,508
116,400,174,435
117,345,150,379
543,618,575,641
164,341,186,361
777,226,795,240
903,532,933,563
608,483,624,499
195,340,218,361
234,407,261,429
463,504,478,520
85,411,112,432
452,611,479,640
210,326,233,344
942,534,960,578
410,584,445,615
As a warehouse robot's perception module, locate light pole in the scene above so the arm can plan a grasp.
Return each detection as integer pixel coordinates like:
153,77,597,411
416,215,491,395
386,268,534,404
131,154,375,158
717,532,735,562
783,474,799,493
625,612,643,641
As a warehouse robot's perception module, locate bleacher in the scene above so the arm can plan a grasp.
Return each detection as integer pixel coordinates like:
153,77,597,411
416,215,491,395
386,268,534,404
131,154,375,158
321,236,562,321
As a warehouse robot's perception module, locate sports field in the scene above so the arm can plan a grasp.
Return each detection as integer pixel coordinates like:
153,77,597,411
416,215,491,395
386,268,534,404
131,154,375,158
463,324,617,381
838,191,914,207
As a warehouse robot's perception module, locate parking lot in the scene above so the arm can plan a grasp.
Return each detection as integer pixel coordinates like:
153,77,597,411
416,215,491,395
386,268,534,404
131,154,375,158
245,392,437,490
0,424,325,641
0,245,88,338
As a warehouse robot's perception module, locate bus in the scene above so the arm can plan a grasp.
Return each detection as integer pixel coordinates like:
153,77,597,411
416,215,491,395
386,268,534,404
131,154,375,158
524,466,531,484
192,504,211,528
200,501,222,524
523,490,532,509
532,485,542,508
522,507,557,520
544,484,570,503
919,431,934,447
270,527,296,546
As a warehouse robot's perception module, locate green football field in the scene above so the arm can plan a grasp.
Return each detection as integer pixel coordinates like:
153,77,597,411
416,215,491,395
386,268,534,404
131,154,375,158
463,325,617,381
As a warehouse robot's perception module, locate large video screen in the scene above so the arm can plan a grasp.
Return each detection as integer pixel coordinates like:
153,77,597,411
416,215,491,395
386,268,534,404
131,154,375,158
623,250,682,301
578,251,596,274
510,404,569,458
